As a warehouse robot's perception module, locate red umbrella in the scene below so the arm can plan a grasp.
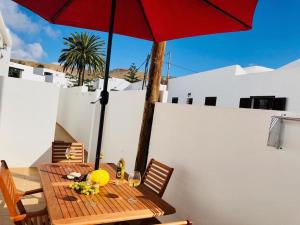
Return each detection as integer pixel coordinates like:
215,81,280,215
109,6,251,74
13,0,258,169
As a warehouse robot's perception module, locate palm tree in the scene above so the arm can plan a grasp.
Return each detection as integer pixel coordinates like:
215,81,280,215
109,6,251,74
58,32,105,86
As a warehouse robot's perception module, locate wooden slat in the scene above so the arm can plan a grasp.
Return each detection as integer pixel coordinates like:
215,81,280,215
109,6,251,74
52,141,84,163
38,163,176,225
142,159,174,198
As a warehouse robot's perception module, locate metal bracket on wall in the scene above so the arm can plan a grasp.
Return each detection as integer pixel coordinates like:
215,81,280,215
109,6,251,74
267,115,300,149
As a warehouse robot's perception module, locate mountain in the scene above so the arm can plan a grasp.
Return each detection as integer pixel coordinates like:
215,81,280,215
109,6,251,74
10,59,145,80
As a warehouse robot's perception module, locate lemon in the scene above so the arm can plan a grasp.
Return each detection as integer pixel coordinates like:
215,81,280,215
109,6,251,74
89,169,110,186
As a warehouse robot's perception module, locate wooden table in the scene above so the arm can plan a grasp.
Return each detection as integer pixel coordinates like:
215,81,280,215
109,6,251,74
38,163,175,225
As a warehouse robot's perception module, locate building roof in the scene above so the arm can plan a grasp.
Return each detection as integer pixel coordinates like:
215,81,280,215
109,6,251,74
242,66,274,74
279,59,300,70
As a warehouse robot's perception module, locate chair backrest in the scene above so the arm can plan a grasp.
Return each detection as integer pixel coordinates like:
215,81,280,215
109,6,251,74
52,141,84,163
159,221,192,225
142,159,174,197
0,160,24,218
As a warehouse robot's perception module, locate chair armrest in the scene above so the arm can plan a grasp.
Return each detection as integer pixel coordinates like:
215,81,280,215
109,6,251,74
24,188,43,195
18,188,43,197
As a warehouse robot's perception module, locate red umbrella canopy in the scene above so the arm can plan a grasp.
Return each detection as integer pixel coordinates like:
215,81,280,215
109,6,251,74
13,0,258,42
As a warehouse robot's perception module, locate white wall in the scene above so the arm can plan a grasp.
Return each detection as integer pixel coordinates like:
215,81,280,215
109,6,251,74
57,87,99,155
0,77,59,167
94,77,130,91
125,80,167,91
34,67,68,87
0,12,11,77
168,64,300,112
148,103,300,225
90,90,145,172
57,88,145,171
0,46,10,77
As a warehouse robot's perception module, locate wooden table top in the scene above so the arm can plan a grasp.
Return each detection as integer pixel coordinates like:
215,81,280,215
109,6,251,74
38,163,176,225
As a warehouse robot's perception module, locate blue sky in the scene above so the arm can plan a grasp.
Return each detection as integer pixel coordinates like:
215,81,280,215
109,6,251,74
1,0,300,77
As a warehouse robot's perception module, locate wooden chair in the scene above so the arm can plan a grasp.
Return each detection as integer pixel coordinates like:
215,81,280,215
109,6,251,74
158,221,192,225
0,160,49,225
52,141,84,163
130,159,174,225
142,159,174,198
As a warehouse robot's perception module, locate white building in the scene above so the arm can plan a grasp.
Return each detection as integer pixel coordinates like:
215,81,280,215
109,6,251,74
168,60,300,113
93,77,130,91
125,80,167,91
34,67,68,87
0,12,12,77
8,62,69,87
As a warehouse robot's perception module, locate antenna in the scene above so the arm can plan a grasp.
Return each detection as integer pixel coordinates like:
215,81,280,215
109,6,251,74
166,51,171,89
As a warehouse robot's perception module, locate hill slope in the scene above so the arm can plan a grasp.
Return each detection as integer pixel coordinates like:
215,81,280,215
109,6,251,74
11,59,145,80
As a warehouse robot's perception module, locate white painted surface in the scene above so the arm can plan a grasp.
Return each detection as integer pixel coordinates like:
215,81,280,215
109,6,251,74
0,12,11,77
243,66,274,73
8,62,68,87
168,62,300,112
148,103,300,225
9,62,45,82
57,87,99,155
93,77,130,91
34,67,68,87
57,88,145,171
0,76,59,167
91,90,145,172
125,80,167,91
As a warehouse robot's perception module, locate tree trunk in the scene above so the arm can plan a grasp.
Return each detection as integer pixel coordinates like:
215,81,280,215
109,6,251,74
77,68,84,86
77,69,81,86
81,69,85,86
135,41,166,174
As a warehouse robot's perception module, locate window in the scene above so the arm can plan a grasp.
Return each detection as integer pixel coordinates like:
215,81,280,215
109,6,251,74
8,67,23,78
187,98,193,105
205,97,217,106
252,96,274,110
44,72,53,76
239,96,287,111
239,98,252,108
273,98,287,111
172,97,178,104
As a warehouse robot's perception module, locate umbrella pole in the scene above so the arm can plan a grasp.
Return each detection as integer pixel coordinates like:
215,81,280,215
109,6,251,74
94,0,117,170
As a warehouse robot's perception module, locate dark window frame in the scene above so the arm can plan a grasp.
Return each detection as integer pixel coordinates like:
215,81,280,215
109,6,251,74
8,67,23,78
239,96,287,111
171,97,179,104
205,97,217,106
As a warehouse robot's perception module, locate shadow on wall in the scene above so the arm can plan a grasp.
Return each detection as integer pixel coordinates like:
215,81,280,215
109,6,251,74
30,147,52,167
